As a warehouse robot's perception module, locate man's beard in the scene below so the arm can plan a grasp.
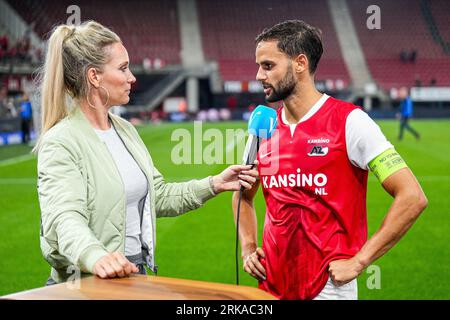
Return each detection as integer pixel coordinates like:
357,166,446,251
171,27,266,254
264,67,297,103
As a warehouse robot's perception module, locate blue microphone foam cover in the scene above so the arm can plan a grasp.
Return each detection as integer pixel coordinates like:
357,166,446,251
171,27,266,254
248,105,278,138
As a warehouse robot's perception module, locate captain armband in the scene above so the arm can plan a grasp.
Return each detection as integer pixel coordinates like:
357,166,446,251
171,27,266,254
368,148,408,183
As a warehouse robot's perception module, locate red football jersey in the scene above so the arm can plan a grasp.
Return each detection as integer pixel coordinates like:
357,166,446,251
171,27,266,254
257,96,368,300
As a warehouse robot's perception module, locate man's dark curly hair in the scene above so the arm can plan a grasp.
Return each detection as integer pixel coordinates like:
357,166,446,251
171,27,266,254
256,20,323,74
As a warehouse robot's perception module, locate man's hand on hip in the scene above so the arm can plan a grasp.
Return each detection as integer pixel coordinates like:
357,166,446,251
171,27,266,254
243,247,266,281
328,256,365,286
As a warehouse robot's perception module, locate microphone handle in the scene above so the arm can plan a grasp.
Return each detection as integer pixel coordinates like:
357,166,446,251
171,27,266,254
241,136,259,190
236,136,260,285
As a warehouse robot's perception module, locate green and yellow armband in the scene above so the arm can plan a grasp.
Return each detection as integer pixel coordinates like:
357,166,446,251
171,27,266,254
368,148,408,183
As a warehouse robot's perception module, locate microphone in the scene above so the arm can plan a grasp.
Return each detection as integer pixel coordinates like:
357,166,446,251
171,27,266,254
242,105,278,165
236,105,277,285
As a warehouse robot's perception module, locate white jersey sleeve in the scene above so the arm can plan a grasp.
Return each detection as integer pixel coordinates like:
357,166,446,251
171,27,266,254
345,109,393,170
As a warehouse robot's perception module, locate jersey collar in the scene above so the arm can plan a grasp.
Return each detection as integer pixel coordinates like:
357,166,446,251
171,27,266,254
281,93,330,125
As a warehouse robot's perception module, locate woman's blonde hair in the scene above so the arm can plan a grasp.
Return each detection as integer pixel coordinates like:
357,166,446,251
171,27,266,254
34,20,121,151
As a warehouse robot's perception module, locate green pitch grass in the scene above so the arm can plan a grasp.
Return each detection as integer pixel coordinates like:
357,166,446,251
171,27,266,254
0,119,449,299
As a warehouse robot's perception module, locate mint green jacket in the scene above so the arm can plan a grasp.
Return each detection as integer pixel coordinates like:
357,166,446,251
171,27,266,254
37,107,216,283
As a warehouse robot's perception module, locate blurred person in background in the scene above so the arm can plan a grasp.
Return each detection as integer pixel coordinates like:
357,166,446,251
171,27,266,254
19,92,32,143
0,86,8,117
6,97,18,118
0,34,8,62
35,21,258,285
398,87,420,141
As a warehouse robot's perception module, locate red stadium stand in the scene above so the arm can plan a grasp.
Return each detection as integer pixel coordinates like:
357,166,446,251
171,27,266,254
428,0,450,39
5,0,449,90
427,0,450,53
196,0,350,83
347,0,450,89
6,0,182,65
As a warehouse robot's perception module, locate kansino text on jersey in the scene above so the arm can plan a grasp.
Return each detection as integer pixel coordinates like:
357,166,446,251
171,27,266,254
261,169,328,194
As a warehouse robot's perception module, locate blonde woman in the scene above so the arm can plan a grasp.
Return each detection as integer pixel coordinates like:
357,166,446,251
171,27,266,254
36,21,258,285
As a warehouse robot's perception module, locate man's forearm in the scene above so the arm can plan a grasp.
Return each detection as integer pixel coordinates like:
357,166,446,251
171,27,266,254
232,191,258,256
356,190,427,268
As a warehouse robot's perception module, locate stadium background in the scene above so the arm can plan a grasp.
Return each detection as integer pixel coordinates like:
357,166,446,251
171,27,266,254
0,0,449,299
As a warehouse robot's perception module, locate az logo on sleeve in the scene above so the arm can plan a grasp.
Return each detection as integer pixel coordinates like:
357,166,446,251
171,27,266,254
308,146,329,156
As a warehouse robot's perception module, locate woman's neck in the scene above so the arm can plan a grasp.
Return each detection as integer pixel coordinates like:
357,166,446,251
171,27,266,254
79,100,111,130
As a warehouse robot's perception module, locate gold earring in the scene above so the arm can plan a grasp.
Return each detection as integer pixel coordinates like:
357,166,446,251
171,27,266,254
87,85,110,109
